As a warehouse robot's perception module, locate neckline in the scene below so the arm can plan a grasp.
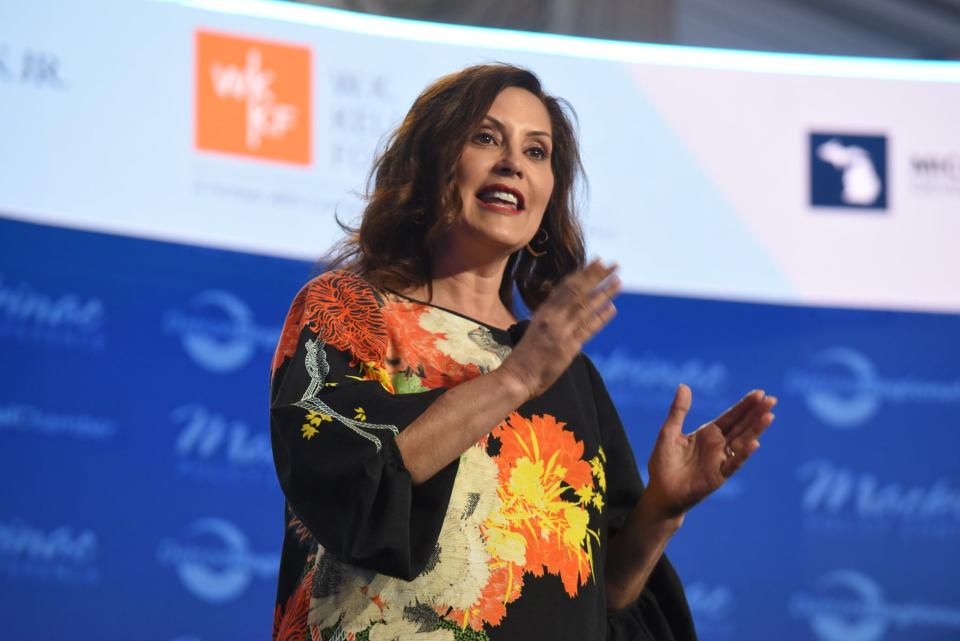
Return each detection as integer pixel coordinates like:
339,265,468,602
385,289,518,336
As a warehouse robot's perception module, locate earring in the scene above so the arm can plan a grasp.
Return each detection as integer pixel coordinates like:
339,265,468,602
525,228,549,257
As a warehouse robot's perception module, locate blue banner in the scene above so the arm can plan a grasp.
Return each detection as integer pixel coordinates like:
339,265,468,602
2,216,958,641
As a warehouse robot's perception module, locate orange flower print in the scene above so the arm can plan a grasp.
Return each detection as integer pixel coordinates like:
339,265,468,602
301,413,605,639
271,286,307,374
380,300,483,390
273,567,313,641
445,563,524,631
435,413,605,636
380,301,438,367
302,271,387,364
487,413,600,598
421,351,483,390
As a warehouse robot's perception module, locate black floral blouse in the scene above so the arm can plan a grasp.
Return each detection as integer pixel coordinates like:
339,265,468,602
269,271,697,641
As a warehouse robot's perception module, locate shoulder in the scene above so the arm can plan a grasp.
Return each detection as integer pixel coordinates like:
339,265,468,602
299,271,388,362
299,270,384,318
302,270,382,303
576,352,603,386
572,353,619,414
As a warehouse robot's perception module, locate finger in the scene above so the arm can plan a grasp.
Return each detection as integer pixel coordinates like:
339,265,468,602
587,275,621,309
587,261,619,291
720,452,737,478
714,390,764,435
722,400,774,476
568,259,617,295
560,268,619,328
661,384,692,439
579,300,618,341
724,394,775,440
720,437,748,477
574,278,620,331
729,409,775,453
724,432,762,462
573,305,612,345
561,258,600,289
725,439,764,478
725,395,777,443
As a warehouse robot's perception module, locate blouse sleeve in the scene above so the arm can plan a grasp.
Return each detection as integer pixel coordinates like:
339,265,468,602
581,355,698,641
269,272,460,581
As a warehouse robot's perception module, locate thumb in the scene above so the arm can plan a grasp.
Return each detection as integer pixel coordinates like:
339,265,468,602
661,384,692,439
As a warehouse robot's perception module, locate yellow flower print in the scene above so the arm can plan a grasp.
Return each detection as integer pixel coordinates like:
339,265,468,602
485,413,603,600
507,458,548,509
562,504,589,549
575,484,594,506
354,407,366,421
306,410,332,426
361,361,395,393
428,415,611,633
589,453,606,493
591,493,604,511
485,527,527,566
301,410,332,440
345,362,395,393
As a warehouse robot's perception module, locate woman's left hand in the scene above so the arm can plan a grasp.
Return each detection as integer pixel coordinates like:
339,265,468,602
604,388,776,609
642,386,777,520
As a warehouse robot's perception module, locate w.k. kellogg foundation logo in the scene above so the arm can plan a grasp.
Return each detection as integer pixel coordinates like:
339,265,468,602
195,30,311,164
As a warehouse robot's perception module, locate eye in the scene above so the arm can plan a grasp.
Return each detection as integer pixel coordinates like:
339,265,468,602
473,130,497,145
526,146,549,160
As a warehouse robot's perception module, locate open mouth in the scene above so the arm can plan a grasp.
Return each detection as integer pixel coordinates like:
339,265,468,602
476,183,525,212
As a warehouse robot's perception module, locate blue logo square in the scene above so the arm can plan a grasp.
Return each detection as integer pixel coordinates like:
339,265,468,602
810,133,888,210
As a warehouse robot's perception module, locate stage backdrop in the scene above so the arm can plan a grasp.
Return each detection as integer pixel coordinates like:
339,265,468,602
1,1,958,640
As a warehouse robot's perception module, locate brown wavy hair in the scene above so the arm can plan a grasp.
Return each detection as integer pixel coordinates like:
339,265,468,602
324,63,586,312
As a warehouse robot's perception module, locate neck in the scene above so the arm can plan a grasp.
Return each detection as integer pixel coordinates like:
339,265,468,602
411,244,516,329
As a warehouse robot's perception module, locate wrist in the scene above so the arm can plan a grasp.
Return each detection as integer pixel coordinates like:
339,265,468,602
637,489,685,535
494,359,535,404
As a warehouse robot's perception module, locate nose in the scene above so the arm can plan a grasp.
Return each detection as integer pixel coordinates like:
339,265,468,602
493,147,523,178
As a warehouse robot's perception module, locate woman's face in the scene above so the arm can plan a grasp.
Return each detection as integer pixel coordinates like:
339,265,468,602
447,86,555,260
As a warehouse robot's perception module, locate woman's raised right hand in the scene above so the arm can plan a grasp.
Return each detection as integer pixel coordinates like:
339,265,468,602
499,259,621,400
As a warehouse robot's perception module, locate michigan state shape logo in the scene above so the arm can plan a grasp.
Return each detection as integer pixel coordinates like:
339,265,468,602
810,133,887,210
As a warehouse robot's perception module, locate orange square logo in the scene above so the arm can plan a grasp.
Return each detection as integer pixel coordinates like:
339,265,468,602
195,30,311,165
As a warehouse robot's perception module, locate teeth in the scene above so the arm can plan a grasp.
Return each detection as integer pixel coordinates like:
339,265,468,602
483,190,519,206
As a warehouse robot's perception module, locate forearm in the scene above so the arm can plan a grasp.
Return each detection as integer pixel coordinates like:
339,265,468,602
395,366,529,485
605,493,684,611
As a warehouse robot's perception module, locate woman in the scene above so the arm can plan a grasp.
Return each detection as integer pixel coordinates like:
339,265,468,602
270,64,776,641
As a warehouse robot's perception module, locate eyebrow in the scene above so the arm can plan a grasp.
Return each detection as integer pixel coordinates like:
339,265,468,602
483,115,552,140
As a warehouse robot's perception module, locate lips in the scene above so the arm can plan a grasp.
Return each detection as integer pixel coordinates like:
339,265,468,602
476,183,525,212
